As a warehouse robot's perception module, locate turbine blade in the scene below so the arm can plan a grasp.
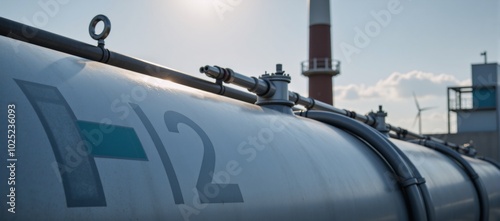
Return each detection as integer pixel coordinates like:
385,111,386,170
420,106,437,111
413,92,420,110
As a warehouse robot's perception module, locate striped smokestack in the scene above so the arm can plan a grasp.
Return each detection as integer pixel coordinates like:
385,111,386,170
302,0,339,105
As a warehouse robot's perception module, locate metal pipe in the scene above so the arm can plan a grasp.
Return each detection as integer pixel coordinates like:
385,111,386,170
200,65,273,97
387,124,426,140
447,88,451,134
0,16,257,104
288,91,376,125
200,65,377,125
0,17,105,60
386,123,474,156
200,64,470,155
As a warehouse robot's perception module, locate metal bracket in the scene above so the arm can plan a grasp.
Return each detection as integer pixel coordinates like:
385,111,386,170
215,78,225,95
397,129,408,139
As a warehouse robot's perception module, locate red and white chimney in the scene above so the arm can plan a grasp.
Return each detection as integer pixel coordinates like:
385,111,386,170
302,0,339,105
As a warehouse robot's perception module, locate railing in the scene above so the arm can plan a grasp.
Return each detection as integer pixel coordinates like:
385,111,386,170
301,58,340,76
449,98,473,111
448,86,496,111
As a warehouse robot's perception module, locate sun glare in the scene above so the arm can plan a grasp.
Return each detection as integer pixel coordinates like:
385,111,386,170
183,0,214,18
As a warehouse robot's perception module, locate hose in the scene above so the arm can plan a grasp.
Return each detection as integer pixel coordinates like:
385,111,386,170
298,110,432,221
477,156,500,171
411,139,489,221
365,125,436,221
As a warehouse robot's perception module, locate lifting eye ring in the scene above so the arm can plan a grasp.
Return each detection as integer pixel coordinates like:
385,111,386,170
89,14,111,41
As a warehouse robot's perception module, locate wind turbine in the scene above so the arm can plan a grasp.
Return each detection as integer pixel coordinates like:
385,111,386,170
412,92,437,134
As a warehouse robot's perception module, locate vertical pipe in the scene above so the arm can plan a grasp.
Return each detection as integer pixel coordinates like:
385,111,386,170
496,65,500,162
446,88,451,134
458,89,462,109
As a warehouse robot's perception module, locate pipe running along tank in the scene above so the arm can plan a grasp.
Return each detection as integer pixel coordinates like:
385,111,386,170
0,15,499,221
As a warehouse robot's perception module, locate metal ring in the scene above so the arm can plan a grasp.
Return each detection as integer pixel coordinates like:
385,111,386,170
89,14,111,40
247,77,260,93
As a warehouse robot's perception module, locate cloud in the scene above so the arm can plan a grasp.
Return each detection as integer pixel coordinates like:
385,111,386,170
335,71,471,101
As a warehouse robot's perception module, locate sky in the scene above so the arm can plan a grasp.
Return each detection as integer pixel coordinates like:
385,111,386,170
1,0,499,134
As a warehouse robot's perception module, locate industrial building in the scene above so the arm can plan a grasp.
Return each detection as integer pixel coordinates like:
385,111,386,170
431,60,500,162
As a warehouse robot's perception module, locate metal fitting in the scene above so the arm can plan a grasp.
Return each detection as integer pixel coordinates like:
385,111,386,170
89,14,111,47
256,64,294,110
372,105,389,137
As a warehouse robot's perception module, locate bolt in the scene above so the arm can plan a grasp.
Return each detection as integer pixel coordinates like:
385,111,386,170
276,64,283,74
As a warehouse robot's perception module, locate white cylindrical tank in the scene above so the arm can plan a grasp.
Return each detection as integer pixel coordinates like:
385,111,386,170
0,35,499,221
